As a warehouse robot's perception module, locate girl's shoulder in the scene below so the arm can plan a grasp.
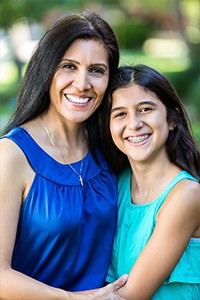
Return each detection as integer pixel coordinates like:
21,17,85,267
169,175,199,204
162,170,199,207
158,175,200,237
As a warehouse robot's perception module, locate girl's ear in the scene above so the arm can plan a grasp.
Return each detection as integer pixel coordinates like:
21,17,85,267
169,123,176,131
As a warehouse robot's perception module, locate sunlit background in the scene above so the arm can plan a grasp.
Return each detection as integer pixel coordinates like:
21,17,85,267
0,0,199,145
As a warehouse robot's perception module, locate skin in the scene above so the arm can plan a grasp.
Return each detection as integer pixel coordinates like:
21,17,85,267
0,39,127,300
49,39,109,127
109,83,200,299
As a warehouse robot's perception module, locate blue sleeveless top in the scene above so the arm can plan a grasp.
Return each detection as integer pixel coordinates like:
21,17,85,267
1,127,118,291
107,168,200,300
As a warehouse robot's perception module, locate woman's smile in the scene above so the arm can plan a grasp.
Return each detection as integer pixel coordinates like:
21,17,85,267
64,93,92,105
49,39,109,123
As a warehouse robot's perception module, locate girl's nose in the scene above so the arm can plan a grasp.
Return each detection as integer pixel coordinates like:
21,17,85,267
127,114,143,130
72,71,91,91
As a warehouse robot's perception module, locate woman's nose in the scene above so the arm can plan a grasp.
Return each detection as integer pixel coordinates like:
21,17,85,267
72,71,91,91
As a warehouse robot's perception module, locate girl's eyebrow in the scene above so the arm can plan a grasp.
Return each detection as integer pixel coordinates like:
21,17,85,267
110,100,158,113
110,107,125,113
139,100,158,106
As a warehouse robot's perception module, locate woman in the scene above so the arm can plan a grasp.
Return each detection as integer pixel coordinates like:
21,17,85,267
100,64,200,299
0,9,127,299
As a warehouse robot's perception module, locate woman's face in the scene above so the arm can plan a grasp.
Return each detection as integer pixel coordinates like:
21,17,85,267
109,83,170,164
49,39,109,124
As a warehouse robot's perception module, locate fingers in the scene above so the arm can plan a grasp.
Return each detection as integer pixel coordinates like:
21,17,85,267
89,275,128,299
110,274,128,290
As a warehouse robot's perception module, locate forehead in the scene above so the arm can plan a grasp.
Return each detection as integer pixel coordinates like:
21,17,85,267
62,38,109,62
112,83,162,105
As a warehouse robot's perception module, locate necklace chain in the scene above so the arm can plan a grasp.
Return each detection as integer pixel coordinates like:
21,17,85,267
40,116,84,186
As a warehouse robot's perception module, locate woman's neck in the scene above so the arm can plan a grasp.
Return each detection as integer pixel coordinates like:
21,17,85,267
40,112,88,152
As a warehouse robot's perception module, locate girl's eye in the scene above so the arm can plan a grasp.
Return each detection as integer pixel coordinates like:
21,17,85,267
139,107,152,113
113,112,126,118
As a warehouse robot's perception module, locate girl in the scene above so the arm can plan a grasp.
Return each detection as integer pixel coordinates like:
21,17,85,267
100,64,200,300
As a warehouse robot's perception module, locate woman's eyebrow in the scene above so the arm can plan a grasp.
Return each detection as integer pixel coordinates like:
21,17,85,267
61,58,108,69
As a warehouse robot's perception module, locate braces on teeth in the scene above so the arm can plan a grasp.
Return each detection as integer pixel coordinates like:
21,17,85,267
128,135,148,143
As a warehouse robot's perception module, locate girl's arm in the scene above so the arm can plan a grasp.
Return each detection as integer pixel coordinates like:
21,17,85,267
0,139,127,300
117,180,200,300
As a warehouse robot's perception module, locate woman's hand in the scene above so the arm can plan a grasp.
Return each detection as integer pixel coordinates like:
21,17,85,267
88,274,128,299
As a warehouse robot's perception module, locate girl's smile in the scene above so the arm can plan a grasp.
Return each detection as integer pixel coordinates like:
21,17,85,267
110,83,170,163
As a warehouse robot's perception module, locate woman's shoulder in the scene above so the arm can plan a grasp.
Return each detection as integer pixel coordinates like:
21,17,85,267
0,132,26,162
1,126,36,156
0,133,31,187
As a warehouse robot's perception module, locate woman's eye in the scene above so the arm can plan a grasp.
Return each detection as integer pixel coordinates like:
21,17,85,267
90,68,105,76
62,64,76,70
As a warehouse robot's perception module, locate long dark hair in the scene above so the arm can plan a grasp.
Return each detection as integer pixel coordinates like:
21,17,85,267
99,64,200,180
3,9,119,154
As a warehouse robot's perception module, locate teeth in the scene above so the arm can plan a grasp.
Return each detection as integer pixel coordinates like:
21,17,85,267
128,134,149,143
66,94,90,103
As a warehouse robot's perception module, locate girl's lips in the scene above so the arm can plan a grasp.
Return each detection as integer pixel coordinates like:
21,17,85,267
65,94,92,104
126,134,150,144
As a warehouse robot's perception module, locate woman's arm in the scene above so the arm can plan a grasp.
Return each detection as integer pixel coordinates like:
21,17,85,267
0,139,67,299
117,180,200,300
0,139,127,300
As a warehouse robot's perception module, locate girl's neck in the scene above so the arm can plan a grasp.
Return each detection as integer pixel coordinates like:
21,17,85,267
129,159,181,205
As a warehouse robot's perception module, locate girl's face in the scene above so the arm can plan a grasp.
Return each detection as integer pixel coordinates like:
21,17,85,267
49,39,109,124
110,83,170,164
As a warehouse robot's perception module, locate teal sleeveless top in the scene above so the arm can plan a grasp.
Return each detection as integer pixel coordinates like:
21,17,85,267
107,168,200,300
1,127,118,291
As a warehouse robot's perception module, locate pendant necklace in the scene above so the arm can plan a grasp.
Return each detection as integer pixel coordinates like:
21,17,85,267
40,116,84,186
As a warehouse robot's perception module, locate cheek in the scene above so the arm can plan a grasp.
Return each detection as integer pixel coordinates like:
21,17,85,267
153,117,170,142
158,117,169,132
49,76,60,96
51,71,69,89
49,84,55,101
152,110,168,129
94,77,109,96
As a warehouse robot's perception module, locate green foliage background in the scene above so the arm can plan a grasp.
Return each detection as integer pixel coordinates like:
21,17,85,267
0,0,199,146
